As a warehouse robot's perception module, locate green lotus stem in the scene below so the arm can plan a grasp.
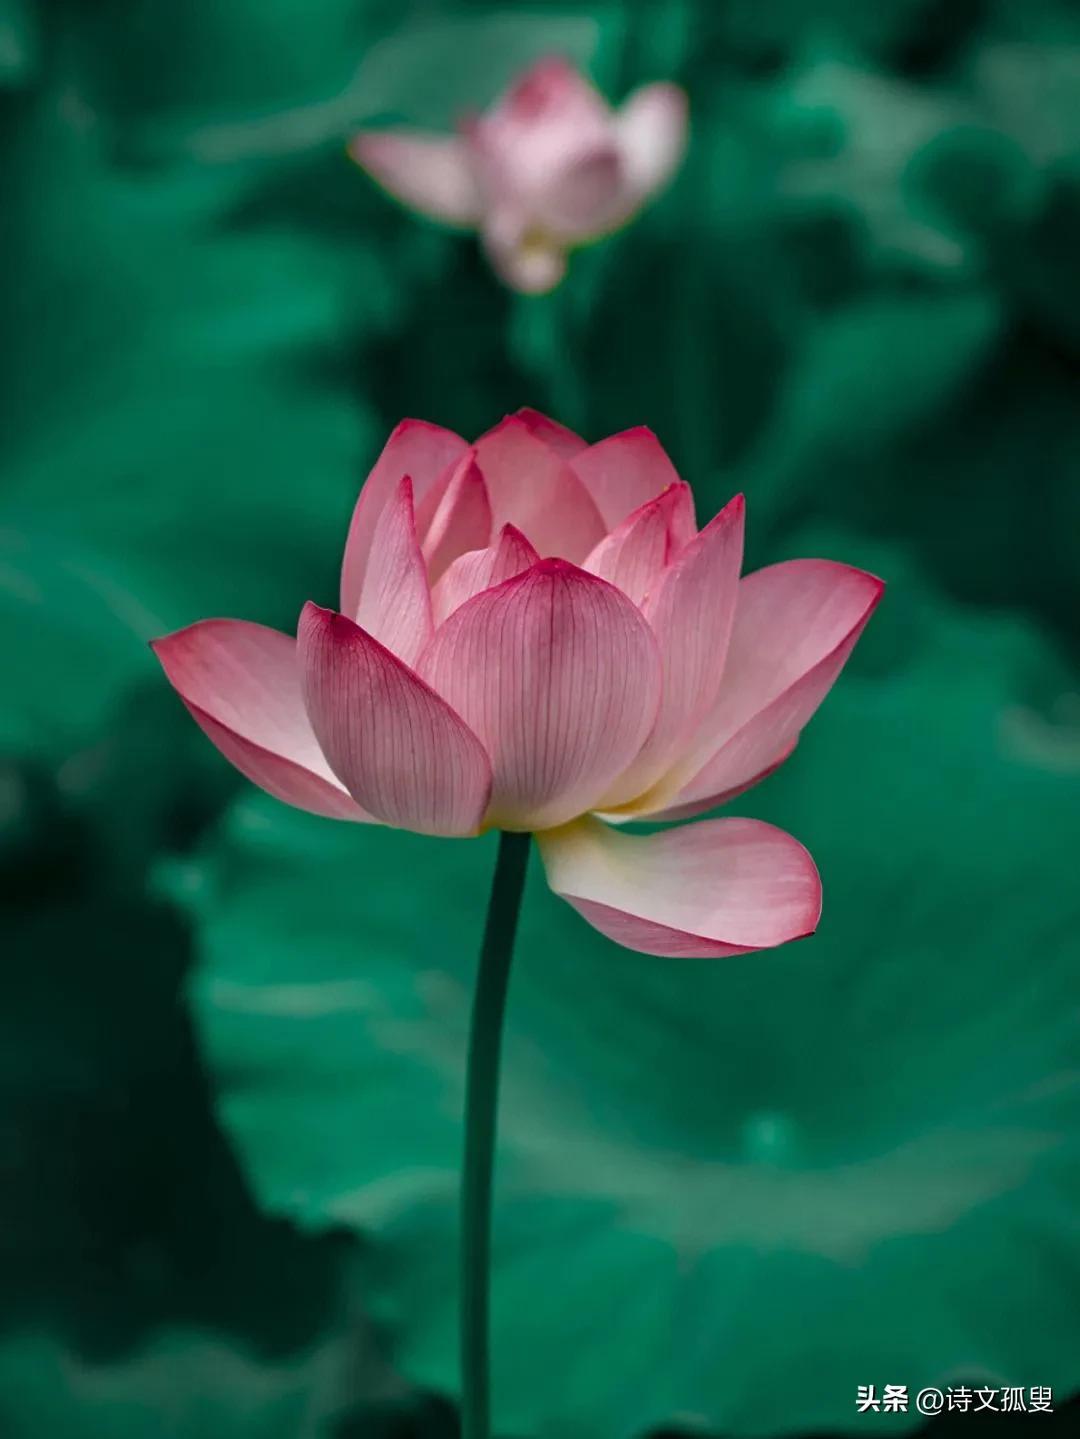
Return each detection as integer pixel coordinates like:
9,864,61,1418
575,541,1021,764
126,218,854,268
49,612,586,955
461,829,531,1439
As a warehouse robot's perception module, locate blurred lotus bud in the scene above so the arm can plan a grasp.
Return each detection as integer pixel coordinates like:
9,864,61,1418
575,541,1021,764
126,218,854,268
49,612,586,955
349,56,687,292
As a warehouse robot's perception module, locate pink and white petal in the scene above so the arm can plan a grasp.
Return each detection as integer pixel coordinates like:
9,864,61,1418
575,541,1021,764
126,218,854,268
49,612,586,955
341,420,468,618
431,524,539,626
298,603,491,837
582,482,694,606
513,407,587,458
570,426,687,532
601,494,745,806
152,620,366,822
353,475,433,667
537,815,821,958
348,131,480,226
472,414,606,559
613,82,688,198
638,738,798,823
418,560,661,831
419,455,492,582
659,560,885,807
481,215,568,295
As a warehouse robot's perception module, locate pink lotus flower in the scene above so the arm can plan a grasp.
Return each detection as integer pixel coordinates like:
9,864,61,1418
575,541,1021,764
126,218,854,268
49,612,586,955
153,410,882,958
349,57,688,293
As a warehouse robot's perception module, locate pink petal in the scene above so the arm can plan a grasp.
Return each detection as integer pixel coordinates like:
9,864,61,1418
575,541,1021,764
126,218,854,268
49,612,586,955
613,83,688,199
354,476,433,667
419,454,492,583
348,131,480,225
536,142,626,237
644,740,799,823
582,482,695,606
601,494,745,806
475,59,613,200
513,407,587,458
152,620,366,822
417,560,661,831
298,603,491,837
431,524,539,626
498,57,611,132
472,415,606,560
570,426,686,532
648,560,884,815
341,420,468,620
537,815,821,958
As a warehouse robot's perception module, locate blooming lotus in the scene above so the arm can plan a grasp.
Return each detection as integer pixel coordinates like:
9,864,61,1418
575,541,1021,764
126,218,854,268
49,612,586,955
349,57,687,293
153,409,882,960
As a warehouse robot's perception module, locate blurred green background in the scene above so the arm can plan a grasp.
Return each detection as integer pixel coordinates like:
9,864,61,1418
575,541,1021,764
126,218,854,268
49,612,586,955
2,2,1079,1436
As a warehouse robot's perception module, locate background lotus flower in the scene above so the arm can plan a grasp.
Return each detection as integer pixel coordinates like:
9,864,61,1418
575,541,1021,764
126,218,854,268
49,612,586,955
349,57,687,292
153,410,881,960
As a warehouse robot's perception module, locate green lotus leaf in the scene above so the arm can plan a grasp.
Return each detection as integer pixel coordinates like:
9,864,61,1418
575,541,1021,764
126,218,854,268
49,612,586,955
181,559,1080,1437
0,0,37,88
0,1327,372,1439
120,11,605,165
0,55,390,757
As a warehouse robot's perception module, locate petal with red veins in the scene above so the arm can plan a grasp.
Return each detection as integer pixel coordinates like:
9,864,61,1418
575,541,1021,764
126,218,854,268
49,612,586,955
644,560,884,815
613,83,688,199
472,415,605,559
348,132,480,225
602,494,744,806
418,560,661,831
298,603,491,837
354,476,433,666
431,524,539,626
152,620,366,821
582,482,695,606
341,420,468,619
513,407,587,458
419,455,492,583
537,814,821,958
570,426,686,532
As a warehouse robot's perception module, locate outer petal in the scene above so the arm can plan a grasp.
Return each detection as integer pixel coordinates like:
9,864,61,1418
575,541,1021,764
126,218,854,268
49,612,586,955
513,407,587,458
472,415,606,560
601,494,745,806
570,427,687,532
348,131,480,226
418,560,661,831
582,482,695,606
431,524,539,626
341,420,468,619
298,603,491,837
419,454,492,583
152,620,366,822
613,82,688,198
537,814,821,958
644,560,885,815
355,476,433,666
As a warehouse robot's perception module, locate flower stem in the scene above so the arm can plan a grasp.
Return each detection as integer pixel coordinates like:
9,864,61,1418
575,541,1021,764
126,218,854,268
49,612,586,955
460,829,531,1439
